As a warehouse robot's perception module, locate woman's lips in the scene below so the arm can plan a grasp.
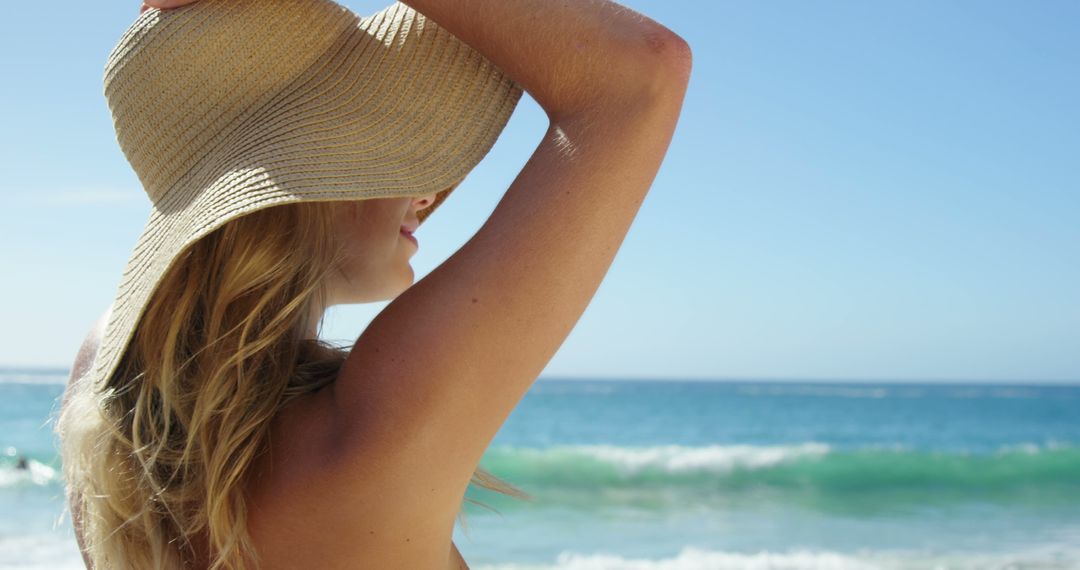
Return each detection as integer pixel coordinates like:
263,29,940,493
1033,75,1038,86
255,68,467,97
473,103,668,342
400,229,418,247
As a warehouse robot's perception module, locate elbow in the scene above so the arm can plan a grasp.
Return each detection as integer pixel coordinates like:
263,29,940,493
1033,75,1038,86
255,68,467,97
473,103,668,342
644,26,693,77
667,35,693,79
634,29,693,104
546,27,693,121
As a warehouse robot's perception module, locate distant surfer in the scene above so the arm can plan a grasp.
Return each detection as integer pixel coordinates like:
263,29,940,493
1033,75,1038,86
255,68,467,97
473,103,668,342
15,456,28,470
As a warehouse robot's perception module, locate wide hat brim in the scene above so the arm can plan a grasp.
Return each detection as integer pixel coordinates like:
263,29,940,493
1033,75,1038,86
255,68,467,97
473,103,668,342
85,0,523,394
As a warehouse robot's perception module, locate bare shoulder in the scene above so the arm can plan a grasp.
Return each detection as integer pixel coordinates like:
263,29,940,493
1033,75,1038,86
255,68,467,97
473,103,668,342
66,308,110,395
63,307,112,570
244,380,462,569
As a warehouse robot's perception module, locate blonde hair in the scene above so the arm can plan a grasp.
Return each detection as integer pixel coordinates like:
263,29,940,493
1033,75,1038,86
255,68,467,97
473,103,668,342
55,200,531,569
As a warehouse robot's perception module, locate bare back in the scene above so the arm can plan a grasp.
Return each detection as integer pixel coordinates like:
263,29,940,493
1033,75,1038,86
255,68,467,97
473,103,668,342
64,322,469,569
242,386,470,569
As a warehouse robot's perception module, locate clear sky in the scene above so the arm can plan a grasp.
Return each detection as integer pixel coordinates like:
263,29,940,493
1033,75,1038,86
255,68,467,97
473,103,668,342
1,1,1077,383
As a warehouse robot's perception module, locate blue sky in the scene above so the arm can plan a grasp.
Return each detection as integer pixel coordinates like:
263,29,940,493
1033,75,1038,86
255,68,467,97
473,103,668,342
1,1,1077,382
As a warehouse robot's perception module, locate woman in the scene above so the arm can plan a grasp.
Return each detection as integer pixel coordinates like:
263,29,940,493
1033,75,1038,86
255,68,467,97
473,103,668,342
57,0,691,568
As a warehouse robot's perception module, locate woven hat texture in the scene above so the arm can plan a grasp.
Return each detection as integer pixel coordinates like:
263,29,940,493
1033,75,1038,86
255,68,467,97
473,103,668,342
86,0,523,393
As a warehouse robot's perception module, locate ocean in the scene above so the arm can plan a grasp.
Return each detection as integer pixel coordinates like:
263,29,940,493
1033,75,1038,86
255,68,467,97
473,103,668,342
2,370,1078,569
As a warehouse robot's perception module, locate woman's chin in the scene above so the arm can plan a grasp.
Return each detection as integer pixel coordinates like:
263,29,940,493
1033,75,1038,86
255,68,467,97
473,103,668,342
401,264,416,288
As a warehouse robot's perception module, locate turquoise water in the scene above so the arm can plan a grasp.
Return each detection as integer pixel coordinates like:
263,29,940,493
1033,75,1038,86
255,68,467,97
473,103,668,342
2,371,1079,569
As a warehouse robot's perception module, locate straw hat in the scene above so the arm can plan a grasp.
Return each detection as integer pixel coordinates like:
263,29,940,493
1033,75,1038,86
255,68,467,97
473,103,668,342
85,0,523,392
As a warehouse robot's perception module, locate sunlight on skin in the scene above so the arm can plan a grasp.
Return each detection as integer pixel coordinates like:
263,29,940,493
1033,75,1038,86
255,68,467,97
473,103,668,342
141,0,201,15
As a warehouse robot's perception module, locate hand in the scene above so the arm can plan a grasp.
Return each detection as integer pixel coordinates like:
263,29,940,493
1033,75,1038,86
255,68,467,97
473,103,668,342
140,0,201,14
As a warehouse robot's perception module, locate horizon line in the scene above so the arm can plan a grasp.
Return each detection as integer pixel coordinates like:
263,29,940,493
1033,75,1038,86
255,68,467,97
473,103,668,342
1,367,1077,387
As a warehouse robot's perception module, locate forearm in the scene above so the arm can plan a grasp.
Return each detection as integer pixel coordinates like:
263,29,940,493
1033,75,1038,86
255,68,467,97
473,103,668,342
396,0,689,119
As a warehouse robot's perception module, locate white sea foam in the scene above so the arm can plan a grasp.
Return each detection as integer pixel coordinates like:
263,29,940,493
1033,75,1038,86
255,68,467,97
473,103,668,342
0,461,60,488
0,533,85,570
474,545,1080,570
735,384,897,399
565,443,831,475
995,440,1074,455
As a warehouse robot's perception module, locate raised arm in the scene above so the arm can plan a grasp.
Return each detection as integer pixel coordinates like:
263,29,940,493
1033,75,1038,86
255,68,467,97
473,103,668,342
324,0,692,525
397,0,691,118
149,0,693,543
